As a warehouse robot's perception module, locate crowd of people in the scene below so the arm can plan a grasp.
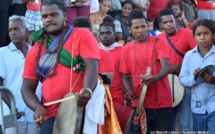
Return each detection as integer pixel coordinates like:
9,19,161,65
0,0,215,134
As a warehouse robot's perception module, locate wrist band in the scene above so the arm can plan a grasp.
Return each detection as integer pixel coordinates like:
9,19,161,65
84,88,93,98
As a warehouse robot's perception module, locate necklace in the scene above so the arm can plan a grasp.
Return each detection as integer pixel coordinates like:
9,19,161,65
135,41,148,54
35,25,69,78
133,40,148,70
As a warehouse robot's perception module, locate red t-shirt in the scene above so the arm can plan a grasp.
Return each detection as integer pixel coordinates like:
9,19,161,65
99,49,114,74
23,28,100,120
109,47,124,105
147,0,169,20
26,1,41,11
158,28,197,67
120,36,172,108
197,0,215,10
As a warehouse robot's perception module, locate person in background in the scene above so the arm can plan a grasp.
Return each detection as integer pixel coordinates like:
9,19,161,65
196,0,215,21
133,0,150,17
179,19,215,134
0,15,41,134
90,0,99,14
145,18,156,36
114,0,135,44
147,0,169,20
182,0,197,22
25,0,42,46
169,2,189,28
72,17,114,84
99,16,125,106
64,0,91,25
158,8,197,132
107,0,122,17
89,0,111,37
153,17,163,35
2,0,28,47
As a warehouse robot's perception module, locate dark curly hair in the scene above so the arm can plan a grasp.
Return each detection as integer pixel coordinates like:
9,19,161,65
128,9,146,27
158,8,175,23
99,16,115,32
41,0,67,13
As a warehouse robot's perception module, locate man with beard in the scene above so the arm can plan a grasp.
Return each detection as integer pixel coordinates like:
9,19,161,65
158,8,197,131
0,15,41,134
21,0,100,133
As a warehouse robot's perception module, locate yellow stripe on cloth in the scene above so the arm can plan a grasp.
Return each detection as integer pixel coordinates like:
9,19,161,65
98,84,122,134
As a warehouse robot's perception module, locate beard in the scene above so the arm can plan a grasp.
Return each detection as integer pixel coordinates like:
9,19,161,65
45,21,65,36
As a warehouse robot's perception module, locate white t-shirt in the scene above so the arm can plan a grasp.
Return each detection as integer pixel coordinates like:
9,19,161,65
0,42,42,123
90,0,99,13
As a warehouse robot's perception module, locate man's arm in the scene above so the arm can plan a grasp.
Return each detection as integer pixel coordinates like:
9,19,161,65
83,58,99,91
143,58,170,85
122,74,133,106
21,79,41,111
21,79,45,127
170,63,182,74
89,14,97,36
132,0,150,11
76,58,99,106
0,78,11,108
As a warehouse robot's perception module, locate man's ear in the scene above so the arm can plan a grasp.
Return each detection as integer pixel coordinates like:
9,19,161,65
25,28,29,38
25,28,29,33
63,12,67,21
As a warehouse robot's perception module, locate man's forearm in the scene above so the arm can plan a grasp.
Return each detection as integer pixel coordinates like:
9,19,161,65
0,78,12,109
155,58,170,81
122,74,133,93
83,59,99,92
1,91,12,109
21,79,42,112
155,66,169,81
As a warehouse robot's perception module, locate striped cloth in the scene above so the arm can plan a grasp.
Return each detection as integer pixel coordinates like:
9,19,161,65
25,10,42,31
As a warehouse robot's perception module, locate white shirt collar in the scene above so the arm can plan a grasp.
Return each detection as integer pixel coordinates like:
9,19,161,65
8,42,31,52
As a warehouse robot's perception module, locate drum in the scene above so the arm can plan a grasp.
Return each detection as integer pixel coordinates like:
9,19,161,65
168,74,185,108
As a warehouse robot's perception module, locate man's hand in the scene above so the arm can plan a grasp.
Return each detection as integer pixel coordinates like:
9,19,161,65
124,90,133,106
16,109,25,119
34,106,46,127
194,68,201,76
76,88,92,106
170,64,181,74
140,74,157,86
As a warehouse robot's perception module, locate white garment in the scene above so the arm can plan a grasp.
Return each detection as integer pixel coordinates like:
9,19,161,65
155,30,162,35
99,42,122,51
0,42,42,124
90,0,99,13
83,79,105,134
